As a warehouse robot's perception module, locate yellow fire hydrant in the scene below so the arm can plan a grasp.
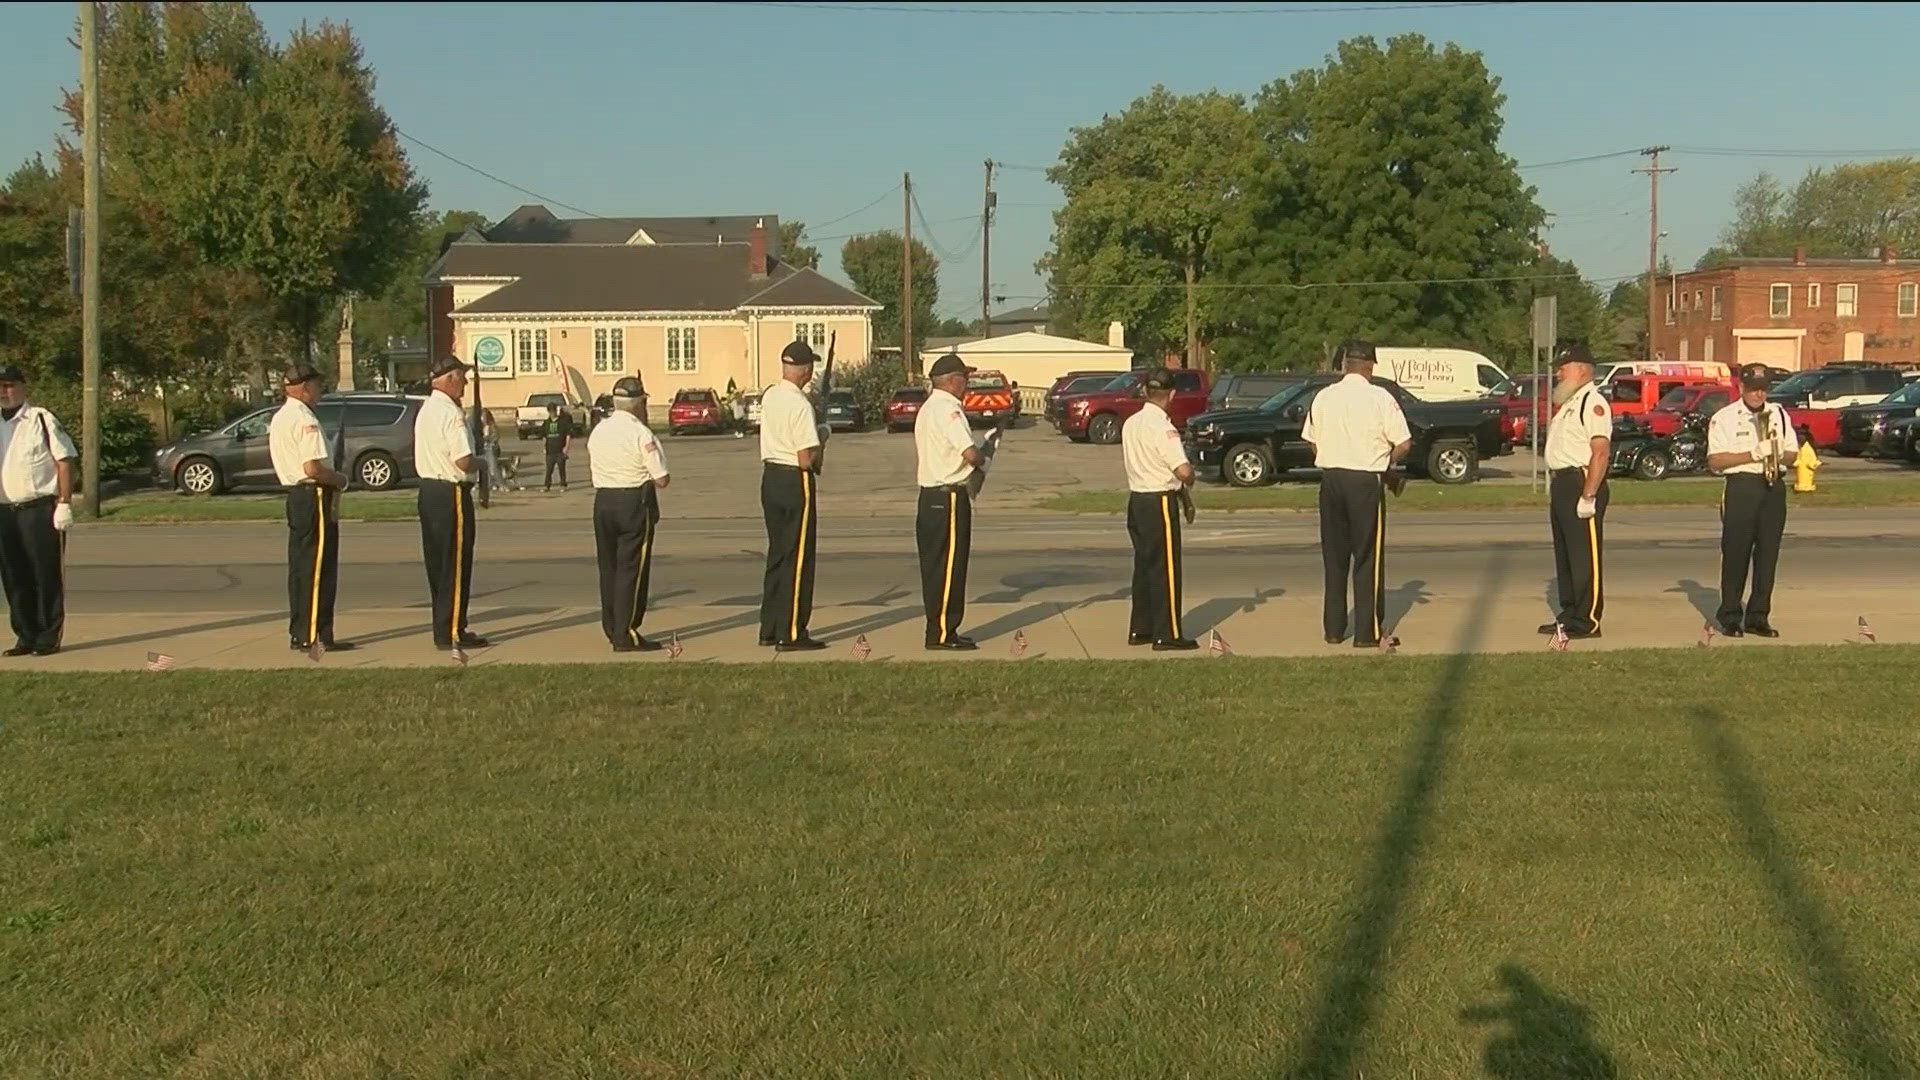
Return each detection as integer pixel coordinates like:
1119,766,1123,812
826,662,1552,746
1793,442,1821,492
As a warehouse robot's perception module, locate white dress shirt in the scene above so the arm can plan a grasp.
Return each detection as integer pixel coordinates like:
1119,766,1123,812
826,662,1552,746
1302,374,1411,472
1544,381,1613,470
1122,401,1189,492
1707,400,1799,476
269,397,330,487
587,409,670,488
913,387,978,488
0,404,77,504
758,380,821,467
412,389,475,482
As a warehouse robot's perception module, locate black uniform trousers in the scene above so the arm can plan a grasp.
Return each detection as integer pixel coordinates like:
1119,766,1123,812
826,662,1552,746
544,448,568,490
285,484,340,647
594,485,659,645
1319,468,1388,642
916,485,973,644
1548,468,1608,634
0,496,63,650
1717,473,1787,625
759,463,818,644
417,479,477,647
1127,489,1185,643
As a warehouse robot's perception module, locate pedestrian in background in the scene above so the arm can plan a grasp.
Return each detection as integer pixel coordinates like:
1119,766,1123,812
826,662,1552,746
542,402,574,492
1303,340,1411,648
0,365,76,657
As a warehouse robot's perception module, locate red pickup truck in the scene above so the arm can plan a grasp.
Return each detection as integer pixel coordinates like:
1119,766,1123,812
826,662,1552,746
1643,383,1733,438
1055,369,1212,444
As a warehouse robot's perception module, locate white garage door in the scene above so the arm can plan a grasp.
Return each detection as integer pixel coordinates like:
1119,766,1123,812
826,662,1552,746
1736,336,1798,368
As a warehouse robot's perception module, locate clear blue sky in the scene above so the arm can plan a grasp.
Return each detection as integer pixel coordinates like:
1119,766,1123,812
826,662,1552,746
6,1,1920,324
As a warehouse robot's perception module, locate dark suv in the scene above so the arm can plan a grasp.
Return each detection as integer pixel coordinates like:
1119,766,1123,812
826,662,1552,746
1184,375,1507,486
1839,379,1920,457
156,393,426,494
1207,372,1309,412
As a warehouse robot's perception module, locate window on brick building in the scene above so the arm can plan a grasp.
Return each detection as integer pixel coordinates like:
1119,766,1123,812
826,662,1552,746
1694,289,1703,313
1837,283,1858,317
1703,337,1714,364
1665,289,1676,325
1711,286,1723,320
1807,283,1821,308
1769,284,1790,318
1902,283,1918,318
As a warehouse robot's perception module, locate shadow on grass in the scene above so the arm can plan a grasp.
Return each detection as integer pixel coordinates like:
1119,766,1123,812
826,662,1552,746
1460,963,1618,1079
1285,550,1511,1079
1691,705,1908,1079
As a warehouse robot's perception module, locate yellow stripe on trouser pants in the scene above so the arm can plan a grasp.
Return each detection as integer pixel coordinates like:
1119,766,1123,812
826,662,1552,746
308,487,326,645
1160,494,1181,641
790,472,811,641
1372,495,1384,641
937,491,956,643
450,488,464,642
1586,517,1601,629
630,509,652,644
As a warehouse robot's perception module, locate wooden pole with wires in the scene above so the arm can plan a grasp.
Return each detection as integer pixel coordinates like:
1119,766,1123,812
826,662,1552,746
1635,146,1676,361
981,159,995,338
902,172,915,375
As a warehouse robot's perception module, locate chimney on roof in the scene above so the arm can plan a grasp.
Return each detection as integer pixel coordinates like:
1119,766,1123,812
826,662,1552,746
748,218,768,278
1107,321,1125,348
1792,245,1807,266
1884,245,1900,264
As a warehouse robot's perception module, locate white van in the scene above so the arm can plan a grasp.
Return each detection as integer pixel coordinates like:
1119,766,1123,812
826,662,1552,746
1375,347,1511,401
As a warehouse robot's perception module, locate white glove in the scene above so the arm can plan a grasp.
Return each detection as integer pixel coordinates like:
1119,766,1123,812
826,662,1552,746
52,503,73,531
1576,496,1597,520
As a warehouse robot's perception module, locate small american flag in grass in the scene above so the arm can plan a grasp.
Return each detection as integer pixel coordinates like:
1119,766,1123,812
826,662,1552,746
1209,629,1232,657
1859,615,1877,643
666,633,683,659
307,639,326,663
143,651,176,673
1378,635,1399,655
1009,630,1028,657
851,634,872,660
1699,621,1715,648
1550,624,1570,652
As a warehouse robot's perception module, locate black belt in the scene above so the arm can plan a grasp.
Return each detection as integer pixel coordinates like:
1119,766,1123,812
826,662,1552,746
762,461,805,471
0,495,54,509
920,484,968,493
597,484,656,493
420,477,474,488
1550,467,1586,476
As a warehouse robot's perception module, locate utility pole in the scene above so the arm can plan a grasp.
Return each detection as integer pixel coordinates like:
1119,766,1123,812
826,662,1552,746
79,0,102,519
981,159,995,339
902,172,915,374
1634,146,1676,361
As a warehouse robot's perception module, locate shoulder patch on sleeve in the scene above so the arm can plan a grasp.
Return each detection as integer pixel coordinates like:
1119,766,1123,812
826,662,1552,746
1166,428,1181,440
1593,403,1607,418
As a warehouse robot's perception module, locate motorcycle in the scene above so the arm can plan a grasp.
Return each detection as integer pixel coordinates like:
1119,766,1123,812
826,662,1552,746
1609,410,1708,481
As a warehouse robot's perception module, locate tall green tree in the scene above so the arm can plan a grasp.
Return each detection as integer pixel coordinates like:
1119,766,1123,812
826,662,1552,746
1706,159,1920,264
779,220,820,270
840,231,937,358
1211,35,1544,369
1038,87,1256,365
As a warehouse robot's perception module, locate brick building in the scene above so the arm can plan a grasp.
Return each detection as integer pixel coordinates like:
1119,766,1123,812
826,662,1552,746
1653,248,1920,370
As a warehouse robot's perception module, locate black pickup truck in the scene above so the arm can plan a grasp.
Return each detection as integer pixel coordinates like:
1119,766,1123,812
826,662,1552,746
1183,374,1508,486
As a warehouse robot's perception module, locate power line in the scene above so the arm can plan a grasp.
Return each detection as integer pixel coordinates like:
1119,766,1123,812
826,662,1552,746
1046,270,1626,292
1517,149,1644,171
805,184,902,231
729,0,1519,14
1673,145,1920,159
395,126,605,219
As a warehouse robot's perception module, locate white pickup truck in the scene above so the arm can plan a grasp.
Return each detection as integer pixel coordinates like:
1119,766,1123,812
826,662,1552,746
515,393,571,440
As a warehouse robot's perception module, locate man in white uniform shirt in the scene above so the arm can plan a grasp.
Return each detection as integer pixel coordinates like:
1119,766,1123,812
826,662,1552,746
1540,344,1614,639
1705,362,1798,638
1302,340,1412,648
757,340,830,651
0,365,77,656
1121,367,1198,651
914,353,988,650
267,364,351,653
412,356,487,651
588,376,671,653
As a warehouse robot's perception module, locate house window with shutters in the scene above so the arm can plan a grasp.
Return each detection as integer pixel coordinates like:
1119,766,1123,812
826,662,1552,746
666,326,699,372
792,322,826,348
517,329,533,372
594,328,625,373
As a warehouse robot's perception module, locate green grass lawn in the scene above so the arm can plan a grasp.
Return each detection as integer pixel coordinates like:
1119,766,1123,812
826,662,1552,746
96,491,421,523
5,652,1919,1077
1040,471,1920,513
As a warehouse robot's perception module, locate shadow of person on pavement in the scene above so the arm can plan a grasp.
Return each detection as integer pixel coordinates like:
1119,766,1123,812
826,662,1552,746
1460,963,1618,1079
1666,579,1720,623
1183,586,1285,638
1382,578,1432,635
972,565,1107,605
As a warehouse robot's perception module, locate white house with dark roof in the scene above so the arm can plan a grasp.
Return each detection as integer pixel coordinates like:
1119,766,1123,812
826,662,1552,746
425,210,878,402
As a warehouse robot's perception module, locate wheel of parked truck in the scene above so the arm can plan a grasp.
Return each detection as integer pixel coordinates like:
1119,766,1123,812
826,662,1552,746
1225,443,1275,487
355,451,399,491
1632,447,1671,481
1088,413,1122,445
1426,440,1478,484
177,456,224,496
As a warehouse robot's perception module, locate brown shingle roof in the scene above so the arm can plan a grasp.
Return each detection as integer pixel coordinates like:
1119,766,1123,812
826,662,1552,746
439,243,876,315
485,204,782,250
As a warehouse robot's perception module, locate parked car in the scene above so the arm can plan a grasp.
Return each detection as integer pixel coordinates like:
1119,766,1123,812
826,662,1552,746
1771,364,1907,448
1056,369,1212,444
1642,382,1733,438
1609,410,1708,481
1603,372,1729,418
737,392,763,434
1375,347,1512,401
1496,374,1551,447
961,370,1016,427
820,389,866,432
1879,414,1920,463
1182,375,1507,486
1207,372,1311,412
1044,371,1125,424
885,387,927,433
156,393,425,495
515,392,575,440
1838,379,1920,457
667,388,726,435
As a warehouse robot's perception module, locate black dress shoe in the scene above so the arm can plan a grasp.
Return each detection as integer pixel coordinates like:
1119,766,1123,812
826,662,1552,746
2,645,33,657
323,641,357,652
757,635,777,647
1717,622,1745,638
775,637,829,652
1325,634,1345,645
1744,621,1780,638
1128,633,1153,646
925,639,979,652
1537,623,1561,635
1153,638,1200,651
613,638,664,653
31,646,59,656
455,634,490,648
